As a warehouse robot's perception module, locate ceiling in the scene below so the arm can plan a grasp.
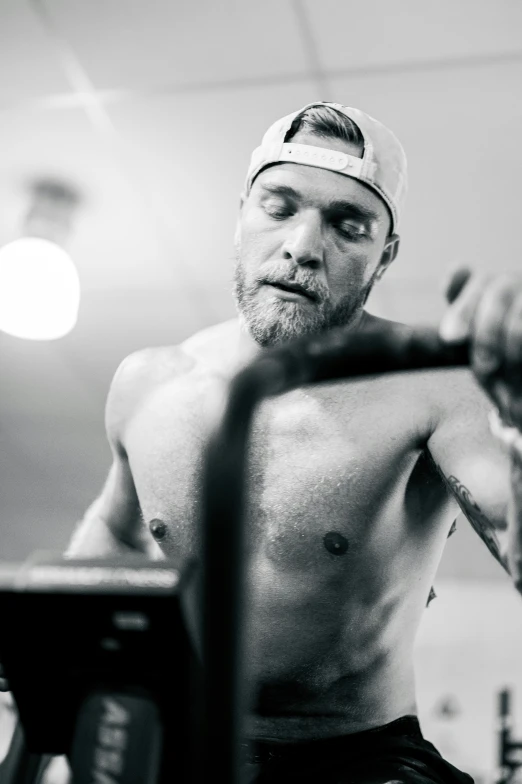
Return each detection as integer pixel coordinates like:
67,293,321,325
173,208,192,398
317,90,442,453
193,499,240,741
0,0,521,575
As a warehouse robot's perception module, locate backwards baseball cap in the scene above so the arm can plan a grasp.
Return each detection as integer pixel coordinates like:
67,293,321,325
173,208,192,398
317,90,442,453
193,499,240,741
244,101,408,234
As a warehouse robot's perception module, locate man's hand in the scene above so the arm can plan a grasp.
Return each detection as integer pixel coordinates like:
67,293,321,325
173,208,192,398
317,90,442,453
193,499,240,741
440,268,522,428
440,268,522,589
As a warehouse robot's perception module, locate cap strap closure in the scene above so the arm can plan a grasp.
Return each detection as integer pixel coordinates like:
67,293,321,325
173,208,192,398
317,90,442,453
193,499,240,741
279,143,363,177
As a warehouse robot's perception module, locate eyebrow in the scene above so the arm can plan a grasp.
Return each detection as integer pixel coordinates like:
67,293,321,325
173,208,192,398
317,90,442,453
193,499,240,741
259,182,381,225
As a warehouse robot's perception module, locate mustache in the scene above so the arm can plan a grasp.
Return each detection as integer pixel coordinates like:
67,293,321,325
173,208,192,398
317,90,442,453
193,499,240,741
255,268,327,301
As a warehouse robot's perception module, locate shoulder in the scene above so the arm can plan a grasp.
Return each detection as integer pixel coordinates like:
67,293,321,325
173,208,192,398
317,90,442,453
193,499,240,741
111,317,239,398
363,312,408,333
365,311,486,401
362,312,421,342
363,312,489,437
105,319,240,443
427,366,491,441
105,345,194,445
180,318,241,369
110,344,193,398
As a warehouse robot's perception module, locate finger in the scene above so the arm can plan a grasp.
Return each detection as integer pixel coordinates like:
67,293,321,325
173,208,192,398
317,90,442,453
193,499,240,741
471,275,518,388
444,266,472,304
439,272,488,343
505,290,522,375
498,291,522,425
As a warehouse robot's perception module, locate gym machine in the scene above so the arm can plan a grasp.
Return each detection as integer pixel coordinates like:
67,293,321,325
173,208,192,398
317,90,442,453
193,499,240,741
0,324,481,783
497,688,522,784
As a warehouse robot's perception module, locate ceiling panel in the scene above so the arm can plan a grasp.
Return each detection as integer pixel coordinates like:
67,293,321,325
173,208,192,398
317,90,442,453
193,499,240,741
305,0,522,73
46,0,310,91
329,59,522,323
105,80,319,299
0,0,72,106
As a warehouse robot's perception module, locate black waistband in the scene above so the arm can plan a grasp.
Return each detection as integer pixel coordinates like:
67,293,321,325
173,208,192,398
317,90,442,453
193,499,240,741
242,715,423,764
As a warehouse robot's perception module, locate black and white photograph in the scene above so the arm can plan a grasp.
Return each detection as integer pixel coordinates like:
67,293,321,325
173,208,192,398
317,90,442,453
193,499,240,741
0,2,522,782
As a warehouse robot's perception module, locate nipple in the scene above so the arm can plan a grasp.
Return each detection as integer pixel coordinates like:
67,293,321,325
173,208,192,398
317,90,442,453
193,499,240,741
149,518,167,541
323,531,348,556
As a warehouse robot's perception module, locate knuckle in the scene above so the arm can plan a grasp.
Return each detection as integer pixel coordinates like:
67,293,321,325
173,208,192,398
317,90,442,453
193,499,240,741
477,280,513,320
471,279,522,363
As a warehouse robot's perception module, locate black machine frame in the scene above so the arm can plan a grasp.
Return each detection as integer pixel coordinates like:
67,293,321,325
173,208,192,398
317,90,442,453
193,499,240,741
0,324,520,783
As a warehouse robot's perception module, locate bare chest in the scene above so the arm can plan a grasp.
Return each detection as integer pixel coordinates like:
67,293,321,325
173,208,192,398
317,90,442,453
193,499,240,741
124,370,434,572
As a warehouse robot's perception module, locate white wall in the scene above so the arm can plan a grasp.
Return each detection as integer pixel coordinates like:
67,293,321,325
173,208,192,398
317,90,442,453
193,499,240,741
415,579,522,782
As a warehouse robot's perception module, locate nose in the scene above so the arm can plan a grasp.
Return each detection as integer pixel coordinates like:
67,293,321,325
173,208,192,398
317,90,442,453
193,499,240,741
281,210,324,267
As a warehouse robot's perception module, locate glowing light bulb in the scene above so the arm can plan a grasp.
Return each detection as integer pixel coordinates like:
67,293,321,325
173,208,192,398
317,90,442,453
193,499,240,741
0,237,80,340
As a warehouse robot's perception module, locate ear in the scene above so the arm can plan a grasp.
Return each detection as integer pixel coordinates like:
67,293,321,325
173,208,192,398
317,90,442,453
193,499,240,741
375,234,400,281
234,191,246,247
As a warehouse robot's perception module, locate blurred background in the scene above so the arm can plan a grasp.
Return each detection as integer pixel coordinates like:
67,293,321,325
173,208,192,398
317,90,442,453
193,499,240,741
1,0,522,780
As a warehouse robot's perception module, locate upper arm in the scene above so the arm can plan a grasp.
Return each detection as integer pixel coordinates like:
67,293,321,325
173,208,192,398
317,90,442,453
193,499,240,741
71,346,190,558
102,350,163,554
92,451,146,550
66,452,162,557
67,351,162,558
426,369,511,569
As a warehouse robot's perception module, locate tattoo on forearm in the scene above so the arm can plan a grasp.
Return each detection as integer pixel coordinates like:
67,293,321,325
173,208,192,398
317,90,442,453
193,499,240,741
445,475,509,572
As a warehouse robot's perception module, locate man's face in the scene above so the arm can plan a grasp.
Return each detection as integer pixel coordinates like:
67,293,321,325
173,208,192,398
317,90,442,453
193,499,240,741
234,132,398,347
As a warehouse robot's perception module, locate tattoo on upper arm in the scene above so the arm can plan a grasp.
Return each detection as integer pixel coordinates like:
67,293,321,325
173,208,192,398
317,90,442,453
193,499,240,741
445,475,509,572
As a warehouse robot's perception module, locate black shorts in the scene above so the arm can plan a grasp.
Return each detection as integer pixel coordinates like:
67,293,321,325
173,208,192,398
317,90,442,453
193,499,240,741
240,716,474,783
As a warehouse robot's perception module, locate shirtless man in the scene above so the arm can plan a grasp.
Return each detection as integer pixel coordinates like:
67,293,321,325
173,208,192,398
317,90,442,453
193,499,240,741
48,103,522,781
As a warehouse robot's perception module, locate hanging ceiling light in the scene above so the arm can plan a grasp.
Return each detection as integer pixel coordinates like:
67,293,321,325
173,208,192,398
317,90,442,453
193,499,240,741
0,179,81,341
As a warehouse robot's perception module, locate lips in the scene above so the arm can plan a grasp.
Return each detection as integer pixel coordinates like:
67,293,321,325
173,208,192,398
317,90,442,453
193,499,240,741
264,280,317,301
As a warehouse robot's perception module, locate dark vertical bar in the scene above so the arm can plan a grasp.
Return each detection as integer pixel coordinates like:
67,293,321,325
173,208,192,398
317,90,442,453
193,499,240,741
0,720,47,784
200,360,290,784
498,688,511,783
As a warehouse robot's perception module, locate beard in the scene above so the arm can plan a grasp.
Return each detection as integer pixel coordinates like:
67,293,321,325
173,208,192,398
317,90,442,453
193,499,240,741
233,254,377,348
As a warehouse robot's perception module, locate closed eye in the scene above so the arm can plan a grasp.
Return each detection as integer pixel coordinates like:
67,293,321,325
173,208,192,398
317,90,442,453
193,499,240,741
263,199,294,220
333,220,369,241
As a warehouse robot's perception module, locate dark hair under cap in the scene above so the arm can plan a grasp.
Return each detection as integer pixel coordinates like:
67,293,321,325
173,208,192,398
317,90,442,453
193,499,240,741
285,105,365,154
